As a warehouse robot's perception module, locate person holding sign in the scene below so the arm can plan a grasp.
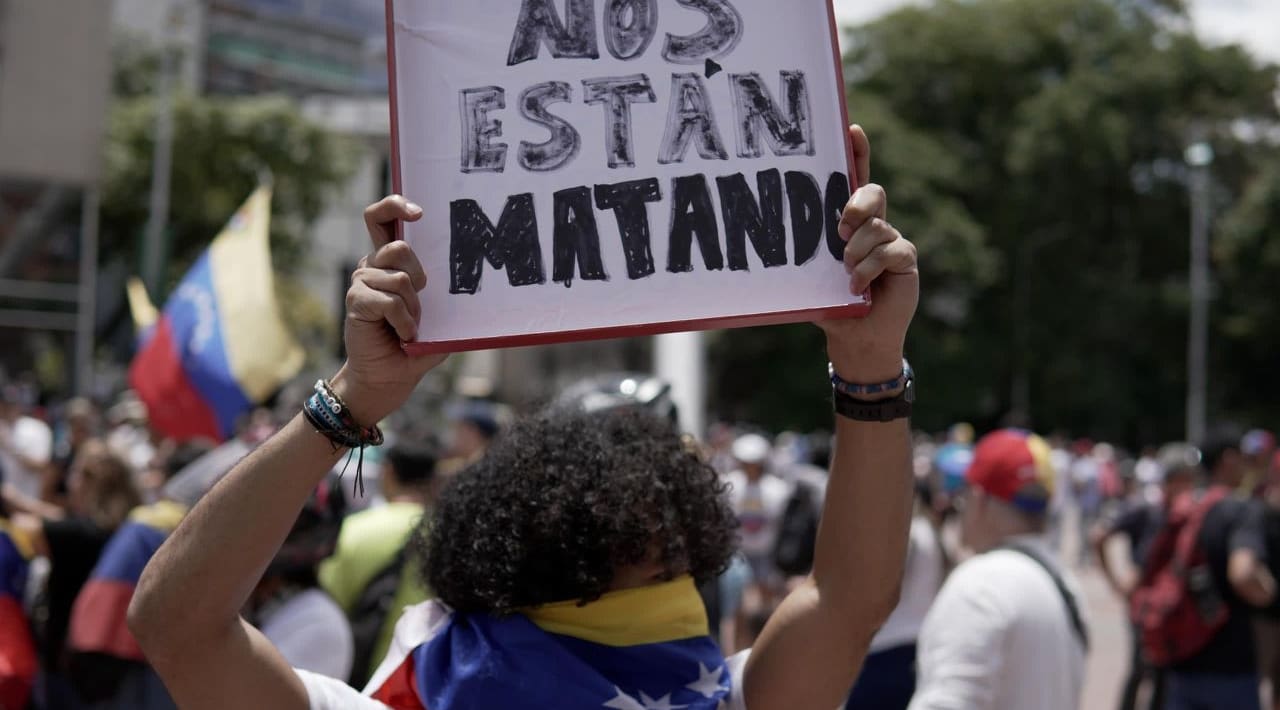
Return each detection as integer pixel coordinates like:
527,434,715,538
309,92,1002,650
126,124,921,710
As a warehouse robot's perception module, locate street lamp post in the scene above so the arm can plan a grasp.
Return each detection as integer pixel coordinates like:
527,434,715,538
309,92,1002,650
141,0,184,298
1185,141,1214,445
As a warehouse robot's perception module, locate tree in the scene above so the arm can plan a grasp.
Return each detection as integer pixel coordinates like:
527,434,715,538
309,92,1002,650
1215,161,1280,432
101,95,355,293
710,0,1279,443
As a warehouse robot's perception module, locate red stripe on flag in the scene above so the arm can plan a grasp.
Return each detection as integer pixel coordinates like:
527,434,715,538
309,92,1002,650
68,579,144,661
0,596,36,710
129,317,222,441
369,654,425,709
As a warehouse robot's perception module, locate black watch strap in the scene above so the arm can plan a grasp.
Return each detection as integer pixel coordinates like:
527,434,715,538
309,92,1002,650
833,388,913,422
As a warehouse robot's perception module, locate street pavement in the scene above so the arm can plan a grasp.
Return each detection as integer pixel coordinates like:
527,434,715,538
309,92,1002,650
1079,560,1129,710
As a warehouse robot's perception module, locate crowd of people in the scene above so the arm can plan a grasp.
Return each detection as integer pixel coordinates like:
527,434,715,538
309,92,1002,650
5,368,1280,710
0,381,505,709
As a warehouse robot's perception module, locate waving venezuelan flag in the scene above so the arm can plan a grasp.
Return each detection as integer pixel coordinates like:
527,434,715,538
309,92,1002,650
0,519,37,710
366,576,742,710
67,501,187,662
129,187,303,441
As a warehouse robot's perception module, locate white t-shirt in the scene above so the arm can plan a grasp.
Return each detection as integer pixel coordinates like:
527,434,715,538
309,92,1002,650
0,415,52,499
298,657,751,709
909,536,1086,710
870,516,944,653
261,588,353,682
724,470,792,563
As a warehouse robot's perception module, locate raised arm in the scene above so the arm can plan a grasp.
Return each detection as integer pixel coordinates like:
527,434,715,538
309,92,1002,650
744,126,918,710
128,197,444,710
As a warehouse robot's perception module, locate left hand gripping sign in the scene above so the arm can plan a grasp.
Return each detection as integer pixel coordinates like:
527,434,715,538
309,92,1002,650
387,0,866,352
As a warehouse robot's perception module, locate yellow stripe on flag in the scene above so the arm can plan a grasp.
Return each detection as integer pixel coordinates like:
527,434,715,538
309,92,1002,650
523,576,709,647
207,186,305,403
126,277,159,334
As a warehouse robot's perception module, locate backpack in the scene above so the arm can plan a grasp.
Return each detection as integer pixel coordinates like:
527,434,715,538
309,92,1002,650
1129,485,1231,667
347,548,409,688
772,483,821,576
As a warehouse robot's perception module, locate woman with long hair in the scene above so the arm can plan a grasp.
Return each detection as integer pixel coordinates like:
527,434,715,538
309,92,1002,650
4,438,142,708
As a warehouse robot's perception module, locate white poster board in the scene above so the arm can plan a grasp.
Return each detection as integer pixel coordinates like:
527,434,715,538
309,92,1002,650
386,0,865,353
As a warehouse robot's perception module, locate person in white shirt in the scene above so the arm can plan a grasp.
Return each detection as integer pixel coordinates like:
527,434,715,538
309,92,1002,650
0,386,53,501
910,429,1089,710
725,433,794,586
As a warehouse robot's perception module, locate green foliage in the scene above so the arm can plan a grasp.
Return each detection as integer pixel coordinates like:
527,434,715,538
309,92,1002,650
100,51,356,354
1215,161,1280,431
711,0,1280,442
102,95,355,288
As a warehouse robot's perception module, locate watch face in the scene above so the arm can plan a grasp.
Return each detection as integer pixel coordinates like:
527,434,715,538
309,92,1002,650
903,378,916,404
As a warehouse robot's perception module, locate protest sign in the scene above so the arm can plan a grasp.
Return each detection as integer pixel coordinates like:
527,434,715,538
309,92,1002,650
386,0,866,352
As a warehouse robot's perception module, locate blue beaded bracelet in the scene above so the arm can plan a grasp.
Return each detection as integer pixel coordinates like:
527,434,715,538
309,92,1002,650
829,359,910,397
302,379,383,497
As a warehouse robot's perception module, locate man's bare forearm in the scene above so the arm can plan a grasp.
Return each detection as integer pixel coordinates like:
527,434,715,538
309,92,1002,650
814,415,913,620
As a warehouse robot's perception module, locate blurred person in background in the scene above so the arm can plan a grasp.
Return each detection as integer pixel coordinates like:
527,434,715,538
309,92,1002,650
3,441,140,709
1257,455,1280,710
46,398,99,506
910,429,1088,710
1046,433,1075,553
1244,430,1277,497
1071,440,1105,566
847,480,945,710
706,422,739,474
707,553,755,654
104,393,156,478
320,440,437,687
770,433,829,584
1135,446,1164,504
0,468,38,710
1156,431,1275,710
725,432,793,591
249,477,352,682
62,442,211,710
0,384,53,502
933,426,974,529
1093,442,1200,710
436,400,499,475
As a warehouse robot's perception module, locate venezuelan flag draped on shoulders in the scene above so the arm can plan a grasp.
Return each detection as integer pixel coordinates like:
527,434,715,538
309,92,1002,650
68,501,187,661
130,186,303,442
0,518,37,709
301,577,746,710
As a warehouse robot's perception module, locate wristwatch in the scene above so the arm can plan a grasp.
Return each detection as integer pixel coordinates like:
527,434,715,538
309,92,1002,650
831,360,914,422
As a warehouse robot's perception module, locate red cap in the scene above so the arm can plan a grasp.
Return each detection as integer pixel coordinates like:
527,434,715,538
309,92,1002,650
966,429,1055,513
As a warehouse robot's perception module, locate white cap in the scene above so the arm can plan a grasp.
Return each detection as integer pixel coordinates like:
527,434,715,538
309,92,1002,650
732,433,772,465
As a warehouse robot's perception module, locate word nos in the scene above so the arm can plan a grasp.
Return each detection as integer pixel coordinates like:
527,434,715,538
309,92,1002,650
449,169,852,293
461,0,814,174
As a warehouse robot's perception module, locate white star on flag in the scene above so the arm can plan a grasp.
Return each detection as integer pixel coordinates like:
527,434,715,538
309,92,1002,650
685,662,729,699
604,687,646,710
639,691,688,710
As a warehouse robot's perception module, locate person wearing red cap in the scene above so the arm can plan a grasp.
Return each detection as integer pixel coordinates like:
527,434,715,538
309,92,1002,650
909,429,1088,710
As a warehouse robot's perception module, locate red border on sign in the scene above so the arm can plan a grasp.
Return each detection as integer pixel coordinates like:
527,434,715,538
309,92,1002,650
384,0,867,355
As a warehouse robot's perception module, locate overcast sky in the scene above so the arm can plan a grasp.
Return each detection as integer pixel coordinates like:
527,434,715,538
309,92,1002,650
833,0,1280,63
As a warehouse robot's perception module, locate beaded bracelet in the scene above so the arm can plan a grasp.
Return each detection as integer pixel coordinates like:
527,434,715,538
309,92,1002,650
302,379,383,497
828,359,910,398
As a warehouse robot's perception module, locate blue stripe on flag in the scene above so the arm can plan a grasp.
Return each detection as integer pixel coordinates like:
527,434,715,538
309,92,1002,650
416,611,731,710
164,252,254,437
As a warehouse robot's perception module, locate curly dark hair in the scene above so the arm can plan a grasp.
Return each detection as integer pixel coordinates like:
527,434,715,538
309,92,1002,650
415,407,737,615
